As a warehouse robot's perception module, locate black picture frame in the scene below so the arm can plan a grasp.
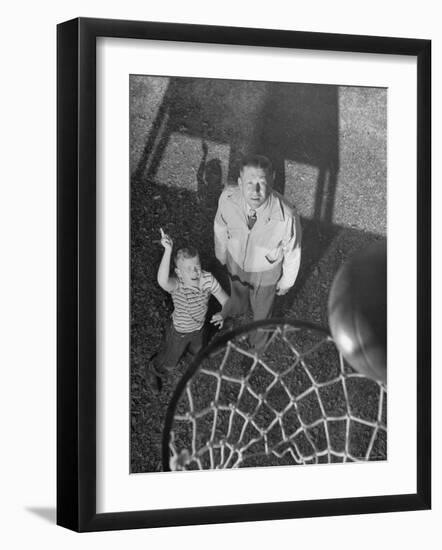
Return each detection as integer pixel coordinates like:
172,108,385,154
57,17,431,532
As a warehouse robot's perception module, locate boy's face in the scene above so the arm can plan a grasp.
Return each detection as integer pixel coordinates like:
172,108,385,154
238,165,272,209
175,255,202,287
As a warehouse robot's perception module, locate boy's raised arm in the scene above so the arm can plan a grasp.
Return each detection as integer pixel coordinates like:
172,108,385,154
157,228,177,293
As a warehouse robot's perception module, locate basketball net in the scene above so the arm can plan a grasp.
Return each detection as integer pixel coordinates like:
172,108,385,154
162,320,387,471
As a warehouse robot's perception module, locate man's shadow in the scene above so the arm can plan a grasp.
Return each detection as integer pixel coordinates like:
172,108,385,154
231,82,340,315
255,82,339,212
197,141,223,210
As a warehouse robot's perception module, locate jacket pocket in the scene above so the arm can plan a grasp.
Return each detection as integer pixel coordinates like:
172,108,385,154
227,226,242,240
265,242,283,264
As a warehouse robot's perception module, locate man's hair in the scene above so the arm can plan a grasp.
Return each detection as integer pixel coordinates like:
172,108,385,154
174,246,200,266
239,154,273,175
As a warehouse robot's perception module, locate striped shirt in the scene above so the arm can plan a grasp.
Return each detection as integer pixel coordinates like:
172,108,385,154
171,270,223,333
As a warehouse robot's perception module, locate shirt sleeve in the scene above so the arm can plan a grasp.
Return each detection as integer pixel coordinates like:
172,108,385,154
214,196,228,265
169,276,180,295
278,211,302,289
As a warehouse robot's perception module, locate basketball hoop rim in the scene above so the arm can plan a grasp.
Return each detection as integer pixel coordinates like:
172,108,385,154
161,318,330,471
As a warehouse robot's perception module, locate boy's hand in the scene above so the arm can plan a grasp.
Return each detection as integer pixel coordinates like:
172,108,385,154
159,228,173,251
210,313,224,328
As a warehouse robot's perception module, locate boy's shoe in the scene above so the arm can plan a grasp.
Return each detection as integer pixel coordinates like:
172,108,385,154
144,354,163,393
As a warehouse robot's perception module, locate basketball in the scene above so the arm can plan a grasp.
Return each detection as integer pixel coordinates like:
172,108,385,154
328,241,387,384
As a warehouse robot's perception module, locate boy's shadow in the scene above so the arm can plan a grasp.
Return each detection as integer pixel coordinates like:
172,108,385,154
197,141,223,211
134,76,269,186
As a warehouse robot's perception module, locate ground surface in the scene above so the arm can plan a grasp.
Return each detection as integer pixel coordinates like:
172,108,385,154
129,76,387,473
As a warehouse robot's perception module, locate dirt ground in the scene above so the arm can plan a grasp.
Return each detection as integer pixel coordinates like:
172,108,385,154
129,76,387,473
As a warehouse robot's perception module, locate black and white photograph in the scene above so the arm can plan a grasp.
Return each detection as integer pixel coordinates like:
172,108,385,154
129,75,387,473
0,0,437,543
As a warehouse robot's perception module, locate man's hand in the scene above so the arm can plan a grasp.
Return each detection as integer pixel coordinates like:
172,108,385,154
159,227,173,251
210,313,224,328
276,281,291,296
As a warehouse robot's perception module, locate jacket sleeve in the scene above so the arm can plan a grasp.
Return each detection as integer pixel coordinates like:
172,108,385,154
278,211,302,289
214,197,228,265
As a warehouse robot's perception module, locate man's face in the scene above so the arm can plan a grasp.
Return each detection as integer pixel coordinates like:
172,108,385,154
238,166,272,209
176,255,202,287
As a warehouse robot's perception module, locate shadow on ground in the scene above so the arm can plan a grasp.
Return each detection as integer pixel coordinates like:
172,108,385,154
132,76,339,217
26,507,56,524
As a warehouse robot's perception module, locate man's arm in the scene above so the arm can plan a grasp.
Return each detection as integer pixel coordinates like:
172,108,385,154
214,198,228,265
276,213,302,295
157,229,177,293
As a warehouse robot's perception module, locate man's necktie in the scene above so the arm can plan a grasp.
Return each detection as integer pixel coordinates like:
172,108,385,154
247,209,257,230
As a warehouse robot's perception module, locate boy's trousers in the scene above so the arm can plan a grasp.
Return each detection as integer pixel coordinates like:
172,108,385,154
153,322,205,373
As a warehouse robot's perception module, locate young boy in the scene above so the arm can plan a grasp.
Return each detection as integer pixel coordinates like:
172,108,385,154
145,228,228,392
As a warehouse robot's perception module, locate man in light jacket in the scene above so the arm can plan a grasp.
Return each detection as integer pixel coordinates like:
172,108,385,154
214,154,302,348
